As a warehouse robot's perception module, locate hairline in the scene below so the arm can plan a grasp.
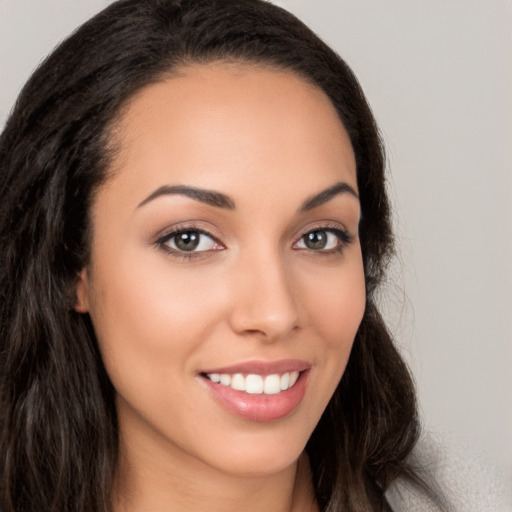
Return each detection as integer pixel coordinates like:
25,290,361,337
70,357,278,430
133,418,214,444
98,55,350,197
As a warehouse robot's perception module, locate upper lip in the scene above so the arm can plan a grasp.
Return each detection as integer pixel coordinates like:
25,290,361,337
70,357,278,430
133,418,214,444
200,359,311,376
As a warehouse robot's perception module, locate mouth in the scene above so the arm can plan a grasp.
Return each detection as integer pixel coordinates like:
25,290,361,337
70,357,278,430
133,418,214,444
199,360,310,422
202,371,300,395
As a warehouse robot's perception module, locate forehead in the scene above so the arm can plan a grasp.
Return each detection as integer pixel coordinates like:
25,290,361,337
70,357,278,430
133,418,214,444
105,62,357,205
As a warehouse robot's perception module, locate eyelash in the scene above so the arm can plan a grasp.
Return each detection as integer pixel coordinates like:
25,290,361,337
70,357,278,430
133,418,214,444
154,224,354,261
155,226,223,261
295,225,354,255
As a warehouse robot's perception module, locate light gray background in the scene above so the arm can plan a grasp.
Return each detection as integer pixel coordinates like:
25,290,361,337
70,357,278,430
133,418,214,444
1,0,511,482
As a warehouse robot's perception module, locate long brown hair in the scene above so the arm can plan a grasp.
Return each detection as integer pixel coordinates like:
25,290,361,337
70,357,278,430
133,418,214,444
1,1,428,510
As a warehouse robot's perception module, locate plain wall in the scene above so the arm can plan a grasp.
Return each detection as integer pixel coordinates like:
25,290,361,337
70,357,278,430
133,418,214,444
1,0,511,483
277,0,512,480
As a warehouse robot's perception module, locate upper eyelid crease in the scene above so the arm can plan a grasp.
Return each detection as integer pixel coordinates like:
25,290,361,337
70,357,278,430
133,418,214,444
155,223,352,247
155,225,352,260
156,227,219,244
299,227,353,242
155,229,223,259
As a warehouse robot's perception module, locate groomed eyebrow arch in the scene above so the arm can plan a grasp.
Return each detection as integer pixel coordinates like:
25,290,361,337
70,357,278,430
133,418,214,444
137,181,357,211
299,182,359,212
137,185,235,210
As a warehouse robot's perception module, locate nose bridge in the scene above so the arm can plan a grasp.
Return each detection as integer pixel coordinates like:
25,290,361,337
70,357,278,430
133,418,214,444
228,242,299,340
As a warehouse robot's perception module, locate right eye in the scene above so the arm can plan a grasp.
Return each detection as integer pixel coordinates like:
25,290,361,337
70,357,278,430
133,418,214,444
156,228,223,255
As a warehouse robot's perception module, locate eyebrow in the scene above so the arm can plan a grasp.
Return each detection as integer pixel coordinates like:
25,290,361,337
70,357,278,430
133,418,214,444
137,181,358,211
137,185,235,209
299,182,359,211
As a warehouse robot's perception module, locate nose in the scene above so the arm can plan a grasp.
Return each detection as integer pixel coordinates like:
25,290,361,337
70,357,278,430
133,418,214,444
228,247,300,341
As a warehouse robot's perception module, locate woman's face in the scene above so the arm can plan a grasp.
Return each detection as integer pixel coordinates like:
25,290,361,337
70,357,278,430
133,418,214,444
76,63,365,478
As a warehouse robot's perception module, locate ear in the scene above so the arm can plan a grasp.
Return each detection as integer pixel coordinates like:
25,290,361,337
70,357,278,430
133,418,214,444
74,268,90,313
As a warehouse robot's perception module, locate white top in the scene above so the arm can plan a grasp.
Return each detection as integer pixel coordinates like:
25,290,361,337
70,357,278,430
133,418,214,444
386,432,511,512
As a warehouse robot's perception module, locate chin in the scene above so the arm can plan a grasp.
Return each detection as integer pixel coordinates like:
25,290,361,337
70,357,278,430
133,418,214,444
193,422,313,478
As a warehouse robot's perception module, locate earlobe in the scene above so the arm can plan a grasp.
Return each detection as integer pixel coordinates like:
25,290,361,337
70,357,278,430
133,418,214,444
74,268,90,313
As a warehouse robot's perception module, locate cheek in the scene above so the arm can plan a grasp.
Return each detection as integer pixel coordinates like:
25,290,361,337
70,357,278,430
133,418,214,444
302,254,366,350
86,253,234,454
302,252,366,399
86,251,225,393
291,252,365,430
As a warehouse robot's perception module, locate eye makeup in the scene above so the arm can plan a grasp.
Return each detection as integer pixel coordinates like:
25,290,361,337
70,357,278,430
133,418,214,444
153,220,355,262
154,224,225,261
294,224,354,256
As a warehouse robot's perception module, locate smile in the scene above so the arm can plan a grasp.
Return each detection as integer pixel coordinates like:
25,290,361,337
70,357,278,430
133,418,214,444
205,371,300,395
200,360,310,422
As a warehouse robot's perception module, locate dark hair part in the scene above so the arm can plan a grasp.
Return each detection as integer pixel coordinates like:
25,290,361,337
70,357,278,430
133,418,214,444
0,1,428,510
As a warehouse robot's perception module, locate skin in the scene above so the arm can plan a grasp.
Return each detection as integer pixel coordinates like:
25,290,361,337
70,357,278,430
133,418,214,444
75,63,366,512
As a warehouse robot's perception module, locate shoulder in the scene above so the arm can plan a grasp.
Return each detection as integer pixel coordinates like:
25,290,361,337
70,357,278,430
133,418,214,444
386,431,511,512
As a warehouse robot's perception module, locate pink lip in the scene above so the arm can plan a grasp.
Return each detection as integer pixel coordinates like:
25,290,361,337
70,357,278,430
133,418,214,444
199,359,311,422
200,359,310,376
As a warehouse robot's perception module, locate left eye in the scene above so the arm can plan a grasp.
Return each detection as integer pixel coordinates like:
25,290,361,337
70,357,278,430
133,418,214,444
161,230,218,252
294,229,343,251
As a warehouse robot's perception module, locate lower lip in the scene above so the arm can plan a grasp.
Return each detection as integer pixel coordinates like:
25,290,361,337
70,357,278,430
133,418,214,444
201,371,309,422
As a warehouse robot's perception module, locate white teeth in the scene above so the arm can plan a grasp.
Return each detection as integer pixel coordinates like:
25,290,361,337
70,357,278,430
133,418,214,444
206,371,302,394
280,372,290,390
230,373,245,391
245,374,263,394
263,374,281,395
219,374,231,386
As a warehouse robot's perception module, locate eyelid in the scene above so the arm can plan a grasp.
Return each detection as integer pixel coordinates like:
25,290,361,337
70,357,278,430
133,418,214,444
293,221,350,240
154,223,225,259
153,221,223,244
152,220,355,259
292,222,355,252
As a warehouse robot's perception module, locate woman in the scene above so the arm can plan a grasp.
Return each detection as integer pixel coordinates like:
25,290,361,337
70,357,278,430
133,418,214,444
0,1,440,511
